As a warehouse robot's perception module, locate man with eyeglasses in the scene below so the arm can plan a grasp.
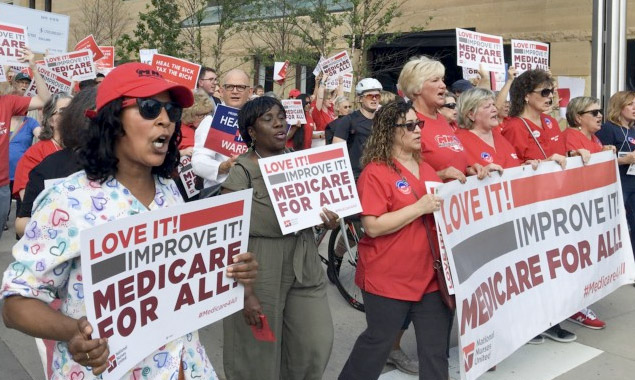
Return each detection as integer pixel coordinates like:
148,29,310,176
331,78,383,178
192,69,252,188
198,67,222,106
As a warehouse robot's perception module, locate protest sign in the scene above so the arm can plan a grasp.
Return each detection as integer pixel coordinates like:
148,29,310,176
456,28,505,73
273,60,289,85
258,143,362,234
24,64,72,96
0,3,69,54
45,50,96,81
462,67,480,81
557,76,586,119
325,72,353,93
203,105,248,156
139,48,158,65
178,155,200,199
95,46,115,74
489,64,508,91
320,50,353,78
0,66,6,82
81,190,252,379
433,152,635,380
74,34,104,62
511,39,549,74
152,53,201,91
0,22,29,67
312,56,325,76
281,99,307,125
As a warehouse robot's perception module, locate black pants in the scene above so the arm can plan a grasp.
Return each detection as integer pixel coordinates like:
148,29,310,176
339,291,452,380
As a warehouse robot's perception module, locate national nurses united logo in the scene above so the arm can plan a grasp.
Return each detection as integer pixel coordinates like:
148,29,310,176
107,354,118,373
480,152,493,163
396,179,411,195
463,342,476,372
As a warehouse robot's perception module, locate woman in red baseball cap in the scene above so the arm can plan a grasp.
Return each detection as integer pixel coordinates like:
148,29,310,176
1,63,258,380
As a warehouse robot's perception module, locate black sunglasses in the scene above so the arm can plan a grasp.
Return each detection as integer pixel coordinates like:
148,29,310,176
442,103,457,109
122,98,182,122
579,109,603,117
533,88,554,97
396,120,424,132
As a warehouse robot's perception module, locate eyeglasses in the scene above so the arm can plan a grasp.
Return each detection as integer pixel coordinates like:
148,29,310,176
532,88,554,97
342,105,352,109
579,109,603,117
122,97,183,122
396,120,424,132
363,93,381,100
223,84,249,92
442,103,457,110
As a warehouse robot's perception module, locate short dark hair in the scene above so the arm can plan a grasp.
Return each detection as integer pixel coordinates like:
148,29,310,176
509,69,553,117
199,66,217,81
96,72,106,78
79,79,97,90
59,86,97,149
254,85,264,91
78,98,181,183
238,96,285,147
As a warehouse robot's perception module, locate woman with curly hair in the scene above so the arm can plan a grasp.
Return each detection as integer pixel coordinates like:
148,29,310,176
339,99,451,380
1,63,258,380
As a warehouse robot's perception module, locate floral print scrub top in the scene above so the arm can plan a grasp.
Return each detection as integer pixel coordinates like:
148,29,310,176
1,171,217,380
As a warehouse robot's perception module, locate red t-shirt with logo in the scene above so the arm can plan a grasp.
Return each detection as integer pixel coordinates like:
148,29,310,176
455,128,522,169
356,159,440,301
416,111,470,173
13,140,60,197
310,100,335,132
0,95,31,186
501,115,565,161
560,128,604,153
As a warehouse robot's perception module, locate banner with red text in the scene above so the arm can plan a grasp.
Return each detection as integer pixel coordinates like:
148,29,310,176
95,46,115,74
325,72,353,93
80,191,252,379
433,152,635,380
320,50,353,78
152,53,200,91
0,22,29,67
456,28,505,73
74,34,104,61
24,64,72,96
281,99,307,125
258,143,362,235
44,50,96,81
178,155,200,199
511,39,549,74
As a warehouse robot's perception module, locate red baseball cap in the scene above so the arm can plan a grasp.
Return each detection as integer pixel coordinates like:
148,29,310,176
95,62,194,112
289,88,301,98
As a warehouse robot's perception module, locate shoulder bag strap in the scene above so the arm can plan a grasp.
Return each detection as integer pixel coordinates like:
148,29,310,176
518,117,548,159
9,117,28,142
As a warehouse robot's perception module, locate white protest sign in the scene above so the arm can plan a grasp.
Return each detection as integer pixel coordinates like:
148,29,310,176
325,72,353,93
511,39,549,74
0,66,6,82
556,76,586,119
24,64,72,96
0,22,29,67
45,50,96,81
320,50,353,78
178,155,200,199
426,181,455,294
140,48,158,65
433,152,635,380
0,3,69,54
462,67,480,81
273,60,289,84
282,99,307,125
489,65,507,92
456,28,505,73
259,143,362,235
81,191,252,379
312,56,325,76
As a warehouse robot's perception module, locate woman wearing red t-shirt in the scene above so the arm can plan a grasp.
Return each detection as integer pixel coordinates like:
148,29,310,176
179,90,215,154
12,93,72,200
286,93,314,150
562,96,613,156
310,73,341,146
339,100,451,380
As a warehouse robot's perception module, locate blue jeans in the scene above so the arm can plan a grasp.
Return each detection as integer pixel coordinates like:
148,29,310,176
0,185,10,239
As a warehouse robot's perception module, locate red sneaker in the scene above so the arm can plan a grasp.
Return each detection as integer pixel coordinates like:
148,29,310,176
568,308,606,330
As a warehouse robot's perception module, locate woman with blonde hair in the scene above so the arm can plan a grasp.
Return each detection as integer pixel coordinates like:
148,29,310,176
180,89,215,157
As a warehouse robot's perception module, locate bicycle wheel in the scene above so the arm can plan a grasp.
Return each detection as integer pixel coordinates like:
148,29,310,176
327,222,364,312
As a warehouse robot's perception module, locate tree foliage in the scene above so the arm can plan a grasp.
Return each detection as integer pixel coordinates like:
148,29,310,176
72,0,131,46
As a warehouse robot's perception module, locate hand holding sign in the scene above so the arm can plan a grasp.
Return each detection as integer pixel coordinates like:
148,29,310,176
68,317,110,375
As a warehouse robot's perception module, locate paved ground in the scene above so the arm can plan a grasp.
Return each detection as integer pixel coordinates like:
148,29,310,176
0,211,633,380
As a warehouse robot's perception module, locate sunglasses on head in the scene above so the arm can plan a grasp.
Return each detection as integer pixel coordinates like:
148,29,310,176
396,120,424,132
533,88,554,97
579,109,603,117
122,97,182,122
364,93,381,100
442,103,457,109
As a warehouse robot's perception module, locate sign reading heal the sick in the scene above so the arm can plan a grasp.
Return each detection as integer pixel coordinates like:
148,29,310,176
45,50,96,81
0,22,29,67
178,155,200,199
24,64,72,96
204,105,248,157
80,190,252,380
320,50,353,78
259,143,362,235
74,34,104,62
152,53,201,91
456,28,504,73
433,151,635,380
511,39,549,74
281,99,307,125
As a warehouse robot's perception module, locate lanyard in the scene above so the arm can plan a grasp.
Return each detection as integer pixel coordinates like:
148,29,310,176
619,126,632,152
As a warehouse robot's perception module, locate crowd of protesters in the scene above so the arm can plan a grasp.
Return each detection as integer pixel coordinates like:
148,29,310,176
0,39,632,380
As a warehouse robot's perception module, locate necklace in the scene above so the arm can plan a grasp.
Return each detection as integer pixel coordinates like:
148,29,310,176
51,138,62,151
253,147,287,159
253,147,263,159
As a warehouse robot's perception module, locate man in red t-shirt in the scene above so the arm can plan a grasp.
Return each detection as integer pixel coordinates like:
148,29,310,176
0,47,51,236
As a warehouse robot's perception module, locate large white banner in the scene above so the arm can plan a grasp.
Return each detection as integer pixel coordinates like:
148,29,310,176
81,191,252,379
0,3,69,54
434,152,635,380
